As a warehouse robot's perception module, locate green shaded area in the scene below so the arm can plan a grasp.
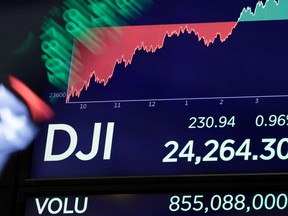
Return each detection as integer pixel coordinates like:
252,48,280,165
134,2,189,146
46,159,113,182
40,0,153,95
239,0,288,22
40,18,74,92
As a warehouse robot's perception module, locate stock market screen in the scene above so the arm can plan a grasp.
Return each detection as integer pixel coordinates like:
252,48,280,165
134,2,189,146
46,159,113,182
30,0,288,179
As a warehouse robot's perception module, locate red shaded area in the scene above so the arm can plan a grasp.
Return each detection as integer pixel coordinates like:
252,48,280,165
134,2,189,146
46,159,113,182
67,22,238,101
9,76,54,122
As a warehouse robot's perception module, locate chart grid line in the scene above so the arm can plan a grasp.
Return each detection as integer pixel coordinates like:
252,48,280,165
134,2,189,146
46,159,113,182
66,94,288,104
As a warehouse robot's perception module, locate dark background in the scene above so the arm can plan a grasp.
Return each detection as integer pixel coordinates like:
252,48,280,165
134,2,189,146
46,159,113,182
0,1,60,214
1,0,288,215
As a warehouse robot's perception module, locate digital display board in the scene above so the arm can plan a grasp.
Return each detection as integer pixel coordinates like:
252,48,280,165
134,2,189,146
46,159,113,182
25,192,288,216
30,0,288,178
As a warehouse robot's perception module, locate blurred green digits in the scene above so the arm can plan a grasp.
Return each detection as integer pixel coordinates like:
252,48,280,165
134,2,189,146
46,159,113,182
40,0,153,94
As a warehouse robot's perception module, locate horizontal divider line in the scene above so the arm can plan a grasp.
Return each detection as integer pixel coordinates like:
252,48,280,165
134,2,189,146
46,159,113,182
66,94,288,104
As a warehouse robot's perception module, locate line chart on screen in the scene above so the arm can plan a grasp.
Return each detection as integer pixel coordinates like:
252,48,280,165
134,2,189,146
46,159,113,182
65,0,288,105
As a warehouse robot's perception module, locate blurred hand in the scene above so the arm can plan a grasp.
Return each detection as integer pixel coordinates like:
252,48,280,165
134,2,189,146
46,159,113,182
0,84,37,173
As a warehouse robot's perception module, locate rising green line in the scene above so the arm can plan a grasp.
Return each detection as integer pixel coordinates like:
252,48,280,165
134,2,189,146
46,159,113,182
239,0,288,22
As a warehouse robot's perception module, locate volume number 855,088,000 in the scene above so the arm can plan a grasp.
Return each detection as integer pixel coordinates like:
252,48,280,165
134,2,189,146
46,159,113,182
169,193,288,213
162,138,288,164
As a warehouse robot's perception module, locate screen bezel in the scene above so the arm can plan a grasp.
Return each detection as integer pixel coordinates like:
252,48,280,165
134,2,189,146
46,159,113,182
16,173,288,216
